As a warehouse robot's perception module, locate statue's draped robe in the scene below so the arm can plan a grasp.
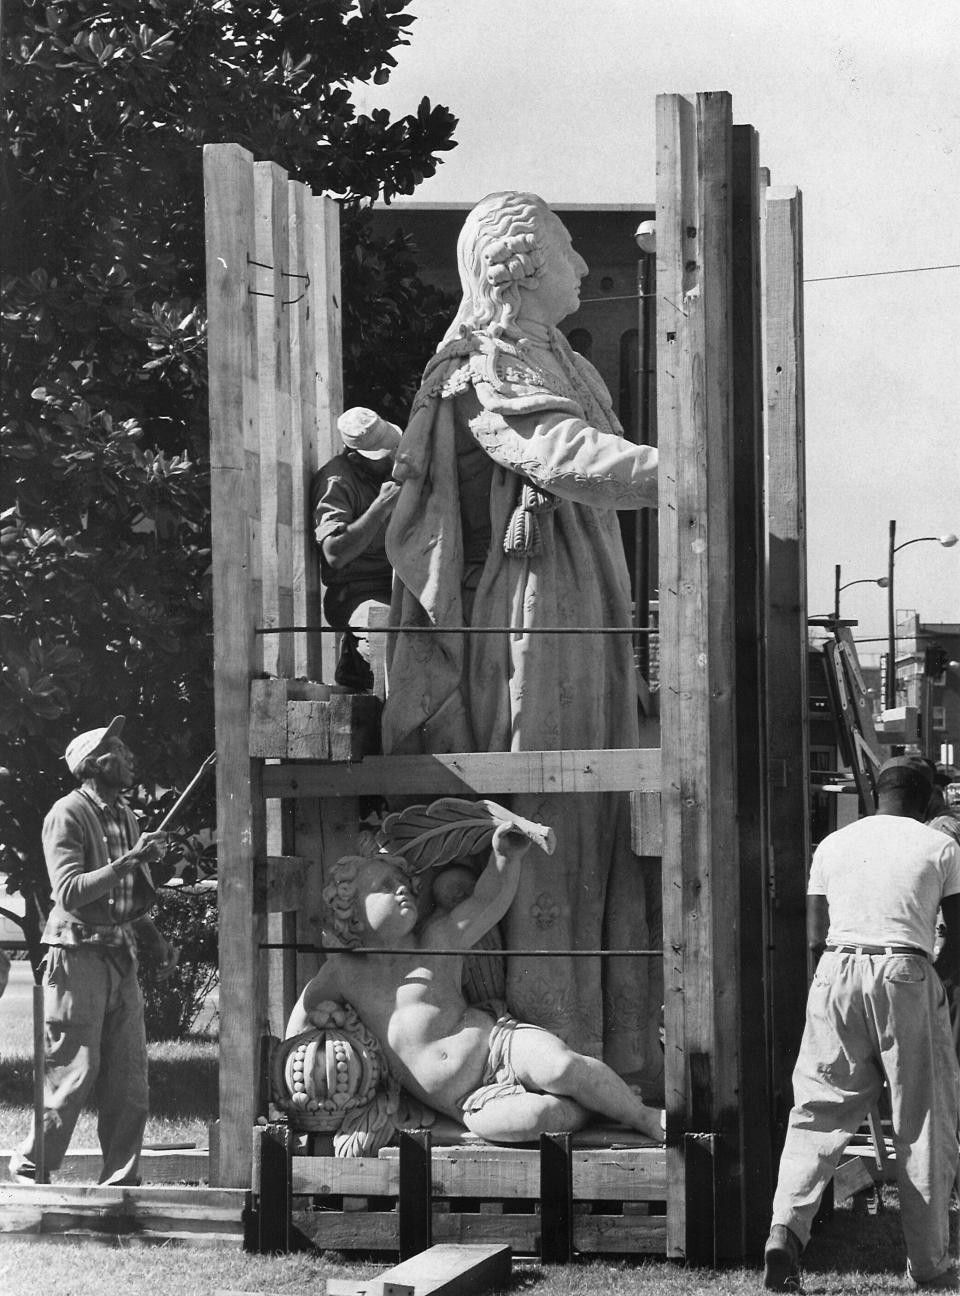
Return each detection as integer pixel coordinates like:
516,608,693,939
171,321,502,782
384,324,661,1084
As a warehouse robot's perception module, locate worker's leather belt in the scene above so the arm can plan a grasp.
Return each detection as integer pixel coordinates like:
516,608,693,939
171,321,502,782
826,943,928,959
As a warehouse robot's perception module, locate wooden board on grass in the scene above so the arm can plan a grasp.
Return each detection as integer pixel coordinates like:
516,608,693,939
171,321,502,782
360,1243,510,1296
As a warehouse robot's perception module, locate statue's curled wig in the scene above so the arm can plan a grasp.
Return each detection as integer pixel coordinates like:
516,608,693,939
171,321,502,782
440,191,554,347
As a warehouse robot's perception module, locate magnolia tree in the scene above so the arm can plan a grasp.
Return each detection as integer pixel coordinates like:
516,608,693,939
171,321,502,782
0,0,457,969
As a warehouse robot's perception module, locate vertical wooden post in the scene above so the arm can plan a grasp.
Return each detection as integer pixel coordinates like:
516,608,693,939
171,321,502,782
539,1132,574,1263
731,124,773,1255
762,185,810,1154
313,195,344,686
398,1129,433,1259
254,162,294,1032
289,180,324,682
288,188,338,1012
656,91,740,1262
254,161,294,682
205,142,265,1187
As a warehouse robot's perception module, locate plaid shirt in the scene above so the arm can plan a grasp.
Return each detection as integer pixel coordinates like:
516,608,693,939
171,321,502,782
76,787,142,947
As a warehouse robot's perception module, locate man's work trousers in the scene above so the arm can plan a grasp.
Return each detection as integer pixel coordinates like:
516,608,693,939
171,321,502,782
14,945,149,1185
771,950,960,1283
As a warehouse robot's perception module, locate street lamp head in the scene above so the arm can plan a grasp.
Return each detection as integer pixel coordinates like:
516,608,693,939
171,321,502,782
838,575,888,593
634,221,656,255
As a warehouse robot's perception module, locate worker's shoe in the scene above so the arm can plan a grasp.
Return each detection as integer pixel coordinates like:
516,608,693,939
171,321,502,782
763,1224,803,1291
7,1153,35,1186
909,1261,959,1290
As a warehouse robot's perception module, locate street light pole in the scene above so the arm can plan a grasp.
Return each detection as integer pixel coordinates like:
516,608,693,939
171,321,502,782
884,522,958,710
832,564,888,621
886,520,897,708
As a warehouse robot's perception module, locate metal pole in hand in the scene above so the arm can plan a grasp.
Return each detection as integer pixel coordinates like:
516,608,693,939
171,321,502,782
157,752,217,832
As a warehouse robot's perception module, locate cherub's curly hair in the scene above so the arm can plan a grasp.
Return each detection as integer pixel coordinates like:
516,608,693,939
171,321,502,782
440,191,554,346
322,855,420,949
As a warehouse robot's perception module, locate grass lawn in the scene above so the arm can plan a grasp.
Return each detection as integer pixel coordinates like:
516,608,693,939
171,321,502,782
0,963,950,1293
0,959,217,1161
0,1205,939,1296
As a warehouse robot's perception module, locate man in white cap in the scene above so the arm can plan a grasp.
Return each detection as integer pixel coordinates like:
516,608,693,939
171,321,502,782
310,406,402,684
763,755,960,1291
9,716,178,1186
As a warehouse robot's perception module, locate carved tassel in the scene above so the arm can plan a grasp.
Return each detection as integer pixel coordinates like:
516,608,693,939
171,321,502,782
503,483,558,557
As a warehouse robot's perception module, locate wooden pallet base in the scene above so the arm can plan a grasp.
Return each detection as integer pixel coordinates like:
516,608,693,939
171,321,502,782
293,1201,666,1256
255,1127,667,1259
0,1183,248,1246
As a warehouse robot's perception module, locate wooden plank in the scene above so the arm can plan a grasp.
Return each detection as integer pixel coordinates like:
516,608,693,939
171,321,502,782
1,1225,242,1248
254,160,293,680
833,1155,876,1206
763,183,811,1154
0,1147,213,1182
425,1148,538,1200
373,1243,511,1296
655,91,739,1262
298,1145,668,1202
263,748,662,798
250,679,290,757
294,1208,399,1252
292,1208,666,1258
326,1282,412,1296
204,141,267,1188
292,797,328,995
630,789,662,855
327,694,382,761
293,1156,398,1197
314,194,344,685
289,180,323,681
731,123,773,1258
0,1185,244,1209
256,854,310,913
572,1148,667,1199
572,1214,666,1254
288,699,331,759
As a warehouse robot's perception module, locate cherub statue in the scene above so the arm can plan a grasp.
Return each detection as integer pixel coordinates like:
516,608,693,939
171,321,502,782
286,802,664,1143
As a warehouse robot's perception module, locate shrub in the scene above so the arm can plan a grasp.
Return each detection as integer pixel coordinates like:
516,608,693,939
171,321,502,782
139,886,219,1041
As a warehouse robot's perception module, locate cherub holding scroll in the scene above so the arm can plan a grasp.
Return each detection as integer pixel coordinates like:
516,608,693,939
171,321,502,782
286,800,663,1143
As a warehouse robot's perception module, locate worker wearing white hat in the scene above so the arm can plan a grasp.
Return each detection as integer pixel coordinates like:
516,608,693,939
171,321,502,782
310,407,403,687
9,716,178,1186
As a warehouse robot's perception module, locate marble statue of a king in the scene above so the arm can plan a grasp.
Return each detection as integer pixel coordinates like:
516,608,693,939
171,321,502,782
382,192,660,1087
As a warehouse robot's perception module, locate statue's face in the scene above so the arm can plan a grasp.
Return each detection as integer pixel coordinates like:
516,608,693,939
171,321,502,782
524,212,588,327
356,858,417,938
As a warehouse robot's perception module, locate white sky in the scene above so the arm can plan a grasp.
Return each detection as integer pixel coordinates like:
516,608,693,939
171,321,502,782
354,0,960,655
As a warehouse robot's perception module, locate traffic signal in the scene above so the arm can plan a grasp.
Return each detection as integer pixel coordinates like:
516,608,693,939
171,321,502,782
924,644,949,680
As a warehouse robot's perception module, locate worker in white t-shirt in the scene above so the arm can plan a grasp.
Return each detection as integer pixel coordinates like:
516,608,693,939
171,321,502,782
763,756,960,1292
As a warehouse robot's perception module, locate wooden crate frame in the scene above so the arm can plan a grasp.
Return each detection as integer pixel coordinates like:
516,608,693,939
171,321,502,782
249,1126,667,1261
204,89,810,1263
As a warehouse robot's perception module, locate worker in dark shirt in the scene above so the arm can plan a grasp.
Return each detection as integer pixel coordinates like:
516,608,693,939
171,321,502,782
311,407,402,679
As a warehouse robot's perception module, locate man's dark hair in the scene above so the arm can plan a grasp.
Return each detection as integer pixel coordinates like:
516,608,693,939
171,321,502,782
876,767,932,816
73,754,102,781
